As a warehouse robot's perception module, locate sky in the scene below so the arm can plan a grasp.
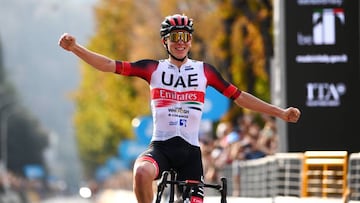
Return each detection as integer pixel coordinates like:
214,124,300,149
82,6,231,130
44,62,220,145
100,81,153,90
0,0,97,190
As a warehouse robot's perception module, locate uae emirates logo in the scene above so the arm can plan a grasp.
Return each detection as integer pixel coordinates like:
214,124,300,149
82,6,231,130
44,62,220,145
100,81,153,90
313,8,345,45
298,8,345,46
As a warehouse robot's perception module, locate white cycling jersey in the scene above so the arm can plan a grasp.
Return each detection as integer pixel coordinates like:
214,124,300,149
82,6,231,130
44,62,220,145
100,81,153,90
115,58,241,146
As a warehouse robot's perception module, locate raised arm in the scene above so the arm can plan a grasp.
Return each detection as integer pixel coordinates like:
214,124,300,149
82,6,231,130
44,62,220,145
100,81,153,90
58,33,116,72
234,91,301,123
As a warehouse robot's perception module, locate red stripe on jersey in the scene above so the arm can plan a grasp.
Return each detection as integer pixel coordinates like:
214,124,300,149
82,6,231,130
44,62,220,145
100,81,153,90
121,61,131,75
115,61,131,75
155,100,176,108
115,61,122,74
203,63,241,100
114,60,159,83
223,84,241,99
151,88,205,103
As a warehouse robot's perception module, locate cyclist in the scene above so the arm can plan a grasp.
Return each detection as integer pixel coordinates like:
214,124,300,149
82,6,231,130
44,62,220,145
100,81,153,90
58,14,301,203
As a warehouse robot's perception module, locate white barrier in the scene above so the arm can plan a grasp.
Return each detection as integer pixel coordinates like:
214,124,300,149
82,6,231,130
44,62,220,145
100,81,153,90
94,189,360,203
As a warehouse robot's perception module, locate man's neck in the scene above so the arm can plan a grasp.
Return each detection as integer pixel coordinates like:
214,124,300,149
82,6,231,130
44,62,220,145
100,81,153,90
168,56,188,68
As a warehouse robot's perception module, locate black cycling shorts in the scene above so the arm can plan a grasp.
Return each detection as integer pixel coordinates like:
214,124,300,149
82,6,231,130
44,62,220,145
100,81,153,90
138,136,204,182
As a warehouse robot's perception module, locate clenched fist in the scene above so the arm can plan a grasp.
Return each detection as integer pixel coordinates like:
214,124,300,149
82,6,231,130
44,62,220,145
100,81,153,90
58,33,76,51
283,107,301,123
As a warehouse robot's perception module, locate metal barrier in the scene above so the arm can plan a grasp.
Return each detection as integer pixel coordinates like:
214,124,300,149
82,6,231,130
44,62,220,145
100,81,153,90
230,151,360,201
348,152,360,201
233,153,303,197
275,153,303,197
237,156,272,197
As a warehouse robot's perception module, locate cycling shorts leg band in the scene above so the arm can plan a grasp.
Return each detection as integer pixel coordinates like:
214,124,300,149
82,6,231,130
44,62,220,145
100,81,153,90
137,156,159,179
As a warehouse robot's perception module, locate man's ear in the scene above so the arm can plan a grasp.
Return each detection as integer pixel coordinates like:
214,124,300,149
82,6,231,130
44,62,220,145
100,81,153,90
162,38,167,44
162,38,167,48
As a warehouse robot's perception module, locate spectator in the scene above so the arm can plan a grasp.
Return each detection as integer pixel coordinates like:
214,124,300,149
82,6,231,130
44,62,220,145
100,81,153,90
200,139,217,184
243,122,267,160
257,116,279,156
206,122,232,183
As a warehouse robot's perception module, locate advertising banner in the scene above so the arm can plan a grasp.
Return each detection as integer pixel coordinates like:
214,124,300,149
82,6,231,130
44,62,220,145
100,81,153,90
282,0,360,152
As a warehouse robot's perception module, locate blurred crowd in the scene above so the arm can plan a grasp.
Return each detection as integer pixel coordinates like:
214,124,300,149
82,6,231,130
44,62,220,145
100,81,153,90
200,113,279,196
0,169,74,203
0,171,50,203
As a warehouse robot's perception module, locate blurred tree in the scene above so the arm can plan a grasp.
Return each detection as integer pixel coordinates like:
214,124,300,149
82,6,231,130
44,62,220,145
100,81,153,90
0,38,49,177
214,0,273,123
7,108,49,175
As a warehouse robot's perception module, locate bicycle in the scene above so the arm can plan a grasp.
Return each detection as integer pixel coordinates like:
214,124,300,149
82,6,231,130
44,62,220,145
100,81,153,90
155,169,227,203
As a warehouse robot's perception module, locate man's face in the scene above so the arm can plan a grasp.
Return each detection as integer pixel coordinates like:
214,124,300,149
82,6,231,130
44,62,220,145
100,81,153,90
165,30,192,59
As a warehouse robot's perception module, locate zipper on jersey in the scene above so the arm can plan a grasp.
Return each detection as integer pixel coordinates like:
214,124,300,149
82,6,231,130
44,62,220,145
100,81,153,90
175,66,182,136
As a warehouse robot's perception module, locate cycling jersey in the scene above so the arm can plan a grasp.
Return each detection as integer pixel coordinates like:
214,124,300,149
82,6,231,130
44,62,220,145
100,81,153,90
115,59,241,147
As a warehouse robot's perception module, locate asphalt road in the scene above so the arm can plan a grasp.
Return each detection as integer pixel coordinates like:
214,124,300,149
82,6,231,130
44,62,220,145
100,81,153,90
38,190,360,203
40,196,94,203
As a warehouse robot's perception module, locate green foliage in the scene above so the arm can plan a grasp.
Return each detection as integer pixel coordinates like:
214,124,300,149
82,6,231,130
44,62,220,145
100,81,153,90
73,0,274,176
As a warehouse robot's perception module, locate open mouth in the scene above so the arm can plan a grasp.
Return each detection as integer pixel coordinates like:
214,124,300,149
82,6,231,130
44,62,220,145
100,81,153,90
175,47,186,51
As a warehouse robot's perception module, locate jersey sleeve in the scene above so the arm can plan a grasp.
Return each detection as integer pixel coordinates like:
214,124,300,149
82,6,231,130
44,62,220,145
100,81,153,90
115,59,159,83
204,63,241,100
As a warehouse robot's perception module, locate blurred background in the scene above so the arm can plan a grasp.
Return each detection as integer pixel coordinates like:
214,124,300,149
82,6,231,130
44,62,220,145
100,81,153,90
0,0,97,201
0,0,359,203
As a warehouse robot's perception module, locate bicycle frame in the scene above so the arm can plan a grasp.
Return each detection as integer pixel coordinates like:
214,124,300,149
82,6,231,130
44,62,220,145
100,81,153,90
155,169,227,203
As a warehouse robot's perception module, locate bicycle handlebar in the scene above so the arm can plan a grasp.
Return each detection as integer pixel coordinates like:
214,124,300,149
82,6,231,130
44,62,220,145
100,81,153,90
156,170,227,203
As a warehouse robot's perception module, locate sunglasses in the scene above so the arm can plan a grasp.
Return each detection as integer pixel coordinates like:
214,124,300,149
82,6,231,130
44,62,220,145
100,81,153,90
167,32,192,43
